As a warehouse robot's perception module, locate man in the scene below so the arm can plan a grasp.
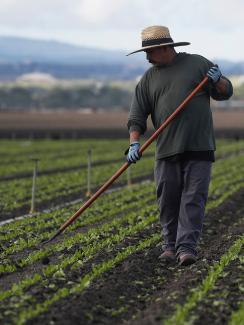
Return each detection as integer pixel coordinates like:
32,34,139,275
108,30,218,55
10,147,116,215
126,26,233,266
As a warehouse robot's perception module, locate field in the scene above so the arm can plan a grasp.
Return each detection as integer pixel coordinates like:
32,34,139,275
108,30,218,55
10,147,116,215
0,138,244,325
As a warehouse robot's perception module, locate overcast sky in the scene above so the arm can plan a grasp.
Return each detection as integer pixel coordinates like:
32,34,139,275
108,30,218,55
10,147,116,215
0,0,242,61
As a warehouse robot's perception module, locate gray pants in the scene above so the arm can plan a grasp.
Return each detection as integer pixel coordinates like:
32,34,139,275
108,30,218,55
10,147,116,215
154,159,212,257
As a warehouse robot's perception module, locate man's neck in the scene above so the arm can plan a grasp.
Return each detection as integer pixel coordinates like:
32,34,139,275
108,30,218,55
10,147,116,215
165,49,177,64
154,50,177,66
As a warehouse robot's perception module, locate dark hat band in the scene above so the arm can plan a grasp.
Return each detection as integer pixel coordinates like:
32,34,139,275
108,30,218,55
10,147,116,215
142,37,174,47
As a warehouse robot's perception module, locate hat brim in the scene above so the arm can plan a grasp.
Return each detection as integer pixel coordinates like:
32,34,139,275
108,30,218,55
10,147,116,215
126,41,190,56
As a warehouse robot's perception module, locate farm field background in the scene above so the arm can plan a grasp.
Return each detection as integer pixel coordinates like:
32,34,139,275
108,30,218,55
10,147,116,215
0,110,244,138
0,137,244,324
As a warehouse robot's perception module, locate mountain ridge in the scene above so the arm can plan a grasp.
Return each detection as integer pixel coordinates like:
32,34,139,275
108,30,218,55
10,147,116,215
0,35,145,65
0,36,242,80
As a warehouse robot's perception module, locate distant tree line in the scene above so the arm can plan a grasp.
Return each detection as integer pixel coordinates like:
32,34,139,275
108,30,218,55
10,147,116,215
0,84,134,111
0,78,243,111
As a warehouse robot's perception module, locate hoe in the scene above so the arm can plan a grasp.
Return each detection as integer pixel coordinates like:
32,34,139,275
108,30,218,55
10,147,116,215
42,76,209,245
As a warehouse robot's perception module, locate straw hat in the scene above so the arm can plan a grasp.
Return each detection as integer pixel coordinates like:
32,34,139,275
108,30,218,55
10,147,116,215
127,26,190,56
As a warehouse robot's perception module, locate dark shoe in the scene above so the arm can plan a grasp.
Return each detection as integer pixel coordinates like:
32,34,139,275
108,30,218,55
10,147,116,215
158,250,176,262
178,253,197,266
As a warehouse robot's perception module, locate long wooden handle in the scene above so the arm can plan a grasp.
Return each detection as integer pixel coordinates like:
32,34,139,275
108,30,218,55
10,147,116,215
47,76,209,243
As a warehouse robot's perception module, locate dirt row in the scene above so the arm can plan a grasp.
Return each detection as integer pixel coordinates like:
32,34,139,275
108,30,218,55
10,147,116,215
25,188,244,325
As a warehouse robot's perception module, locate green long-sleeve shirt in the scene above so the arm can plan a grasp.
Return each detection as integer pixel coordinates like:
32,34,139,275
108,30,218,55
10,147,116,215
128,53,233,160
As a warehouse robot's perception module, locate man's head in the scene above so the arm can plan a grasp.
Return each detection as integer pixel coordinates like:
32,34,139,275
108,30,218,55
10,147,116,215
127,26,190,56
144,45,177,65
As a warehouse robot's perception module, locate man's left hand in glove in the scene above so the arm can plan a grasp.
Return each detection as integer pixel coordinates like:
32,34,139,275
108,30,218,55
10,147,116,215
207,66,222,84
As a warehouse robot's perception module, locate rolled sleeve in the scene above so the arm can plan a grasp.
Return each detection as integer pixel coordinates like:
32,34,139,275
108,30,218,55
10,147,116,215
128,122,145,134
210,76,233,101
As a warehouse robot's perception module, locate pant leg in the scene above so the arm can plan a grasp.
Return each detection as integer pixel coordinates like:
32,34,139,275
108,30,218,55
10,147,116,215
176,160,212,257
154,159,183,251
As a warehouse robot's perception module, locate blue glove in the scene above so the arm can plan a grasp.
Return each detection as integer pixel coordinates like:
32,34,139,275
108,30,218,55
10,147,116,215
126,142,141,163
207,66,222,84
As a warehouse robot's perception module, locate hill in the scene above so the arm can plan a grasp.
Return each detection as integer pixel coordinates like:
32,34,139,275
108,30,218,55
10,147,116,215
0,36,243,80
0,36,139,64
0,36,149,80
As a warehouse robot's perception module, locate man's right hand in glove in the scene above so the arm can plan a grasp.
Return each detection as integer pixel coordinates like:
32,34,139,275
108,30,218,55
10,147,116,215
126,141,141,163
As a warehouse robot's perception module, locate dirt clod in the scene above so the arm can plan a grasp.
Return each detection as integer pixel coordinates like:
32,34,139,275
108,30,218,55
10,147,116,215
41,257,50,265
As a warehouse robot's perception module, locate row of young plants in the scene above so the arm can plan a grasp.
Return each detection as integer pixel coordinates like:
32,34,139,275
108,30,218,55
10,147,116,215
181,245,244,325
0,138,242,183
0,163,243,323
0,138,155,178
1,156,243,278
0,214,156,276
163,233,244,325
1,152,244,262
3,138,241,162
3,195,241,325
0,138,235,165
1,139,242,178
1,142,244,220
0,180,154,243
207,157,244,208
0,138,242,215
0,195,162,323
1,149,243,227
0,154,155,217
0,190,156,265
9,232,244,325
1,213,243,324
1,154,243,273
4,233,162,325
0,138,128,163
0,203,159,301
